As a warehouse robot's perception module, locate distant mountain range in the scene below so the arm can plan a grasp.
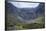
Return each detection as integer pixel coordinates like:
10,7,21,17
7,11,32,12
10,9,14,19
5,1,45,21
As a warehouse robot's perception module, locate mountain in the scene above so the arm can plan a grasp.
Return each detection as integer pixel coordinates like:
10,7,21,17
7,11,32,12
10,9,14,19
5,1,45,21
36,3,45,16
5,1,18,15
17,8,37,20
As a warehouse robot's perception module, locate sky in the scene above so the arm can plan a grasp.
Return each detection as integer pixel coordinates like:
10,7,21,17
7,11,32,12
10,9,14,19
8,1,40,8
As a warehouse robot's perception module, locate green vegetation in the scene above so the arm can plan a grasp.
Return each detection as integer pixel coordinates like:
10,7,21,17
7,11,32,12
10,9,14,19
14,23,44,30
6,15,45,30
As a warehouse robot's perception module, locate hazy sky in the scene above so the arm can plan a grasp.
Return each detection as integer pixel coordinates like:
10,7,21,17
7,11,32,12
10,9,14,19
9,1,40,8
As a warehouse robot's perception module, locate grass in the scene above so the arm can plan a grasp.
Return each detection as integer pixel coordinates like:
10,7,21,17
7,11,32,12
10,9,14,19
14,16,45,30
6,15,45,30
